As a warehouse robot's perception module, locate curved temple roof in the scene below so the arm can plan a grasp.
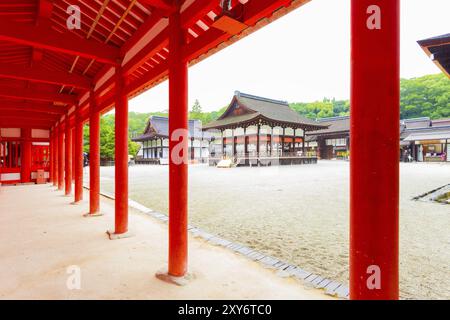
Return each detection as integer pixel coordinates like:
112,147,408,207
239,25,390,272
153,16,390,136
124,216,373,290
132,115,206,141
0,0,313,130
417,33,450,78
202,91,329,131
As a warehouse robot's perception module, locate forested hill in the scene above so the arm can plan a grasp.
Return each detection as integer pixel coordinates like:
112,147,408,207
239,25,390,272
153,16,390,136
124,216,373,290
289,73,449,120
400,73,449,119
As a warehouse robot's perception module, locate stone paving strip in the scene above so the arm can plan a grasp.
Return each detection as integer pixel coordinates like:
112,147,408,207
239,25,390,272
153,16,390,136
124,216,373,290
86,185,350,299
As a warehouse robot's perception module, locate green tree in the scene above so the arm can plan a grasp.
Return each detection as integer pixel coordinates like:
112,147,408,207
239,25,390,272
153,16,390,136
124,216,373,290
400,73,450,119
290,73,449,120
84,115,141,160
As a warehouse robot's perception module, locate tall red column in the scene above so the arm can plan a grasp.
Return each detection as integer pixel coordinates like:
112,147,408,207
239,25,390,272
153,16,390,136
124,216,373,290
53,125,59,187
58,123,64,190
89,89,101,215
64,117,73,195
350,0,400,299
110,64,129,235
72,127,75,182
49,128,54,184
20,128,32,183
74,107,84,203
168,3,188,277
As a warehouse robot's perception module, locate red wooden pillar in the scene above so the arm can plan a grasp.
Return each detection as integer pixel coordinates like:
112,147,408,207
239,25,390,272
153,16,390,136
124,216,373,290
350,0,400,299
72,127,76,182
58,123,64,190
64,117,73,195
49,128,54,183
110,64,129,235
53,125,59,187
89,89,101,215
74,107,84,203
20,128,32,183
168,3,188,277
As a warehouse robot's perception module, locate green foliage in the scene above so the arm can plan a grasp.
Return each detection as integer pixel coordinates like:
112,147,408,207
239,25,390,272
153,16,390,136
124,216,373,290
400,73,450,119
290,73,449,120
84,115,143,160
189,100,225,124
290,98,349,119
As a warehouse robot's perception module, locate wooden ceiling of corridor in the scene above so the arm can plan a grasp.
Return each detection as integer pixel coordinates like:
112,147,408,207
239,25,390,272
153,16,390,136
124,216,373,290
0,0,310,130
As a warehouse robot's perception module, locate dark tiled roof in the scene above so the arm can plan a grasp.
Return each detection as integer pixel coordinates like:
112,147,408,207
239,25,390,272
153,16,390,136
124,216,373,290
403,125,450,141
307,115,450,141
132,116,206,141
417,33,450,47
417,34,450,77
306,116,350,136
202,91,328,131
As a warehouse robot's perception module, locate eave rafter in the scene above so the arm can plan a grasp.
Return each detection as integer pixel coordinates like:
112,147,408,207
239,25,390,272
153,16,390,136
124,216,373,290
0,86,77,105
0,110,60,121
0,100,68,114
0,118,55,129
0,18,120,65
140,0,176,13
0,63,91,89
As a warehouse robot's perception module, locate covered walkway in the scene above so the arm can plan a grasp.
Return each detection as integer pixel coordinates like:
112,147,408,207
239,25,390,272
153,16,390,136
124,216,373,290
0,184,329,299
1,0,401,299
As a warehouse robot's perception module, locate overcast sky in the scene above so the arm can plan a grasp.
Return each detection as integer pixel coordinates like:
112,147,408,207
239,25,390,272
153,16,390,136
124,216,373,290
128,0,450,113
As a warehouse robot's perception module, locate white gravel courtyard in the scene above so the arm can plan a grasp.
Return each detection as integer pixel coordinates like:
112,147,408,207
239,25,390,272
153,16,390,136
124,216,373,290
86,161,450,299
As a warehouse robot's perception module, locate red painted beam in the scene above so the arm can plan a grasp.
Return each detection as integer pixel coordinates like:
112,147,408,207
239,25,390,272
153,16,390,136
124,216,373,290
0,18,120,65
350,0,400,299
140,0,175,12
184,0,297,63
0,109,59,120
120,12,164,55
0,123,52,129
37,0,53,22
73,0,217,121
126,61,168,97
0,103,67,115
242,0,292,26
0,86,77,105
74,0,306,125
0,118,57,128
180,0,219,28
122,29,169,76
121,0,216,78
0,63,91,89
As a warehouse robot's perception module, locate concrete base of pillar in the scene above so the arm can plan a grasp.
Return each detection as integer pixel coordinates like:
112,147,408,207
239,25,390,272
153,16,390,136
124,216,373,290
155,268,194,286
70,201,82,205
106,230,134,240
83,212,104,217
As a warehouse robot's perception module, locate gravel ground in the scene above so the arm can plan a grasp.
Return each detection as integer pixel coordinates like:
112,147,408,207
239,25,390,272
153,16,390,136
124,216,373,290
86,161,450,299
